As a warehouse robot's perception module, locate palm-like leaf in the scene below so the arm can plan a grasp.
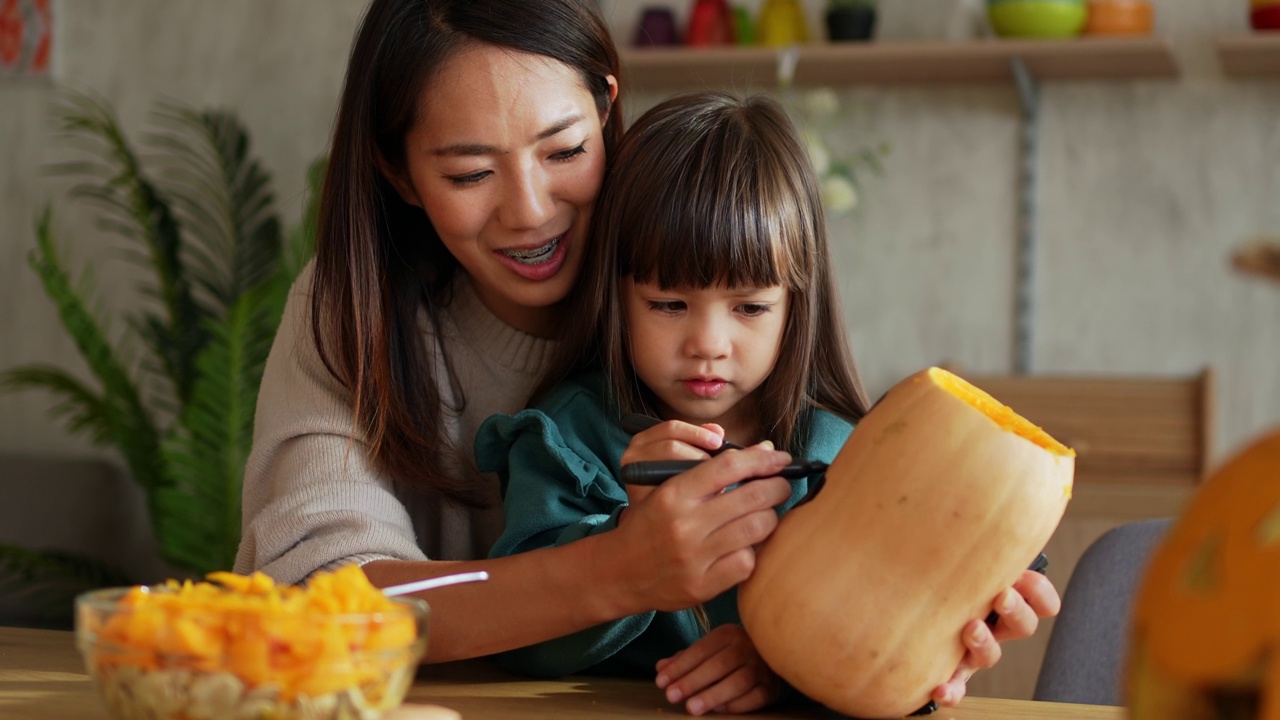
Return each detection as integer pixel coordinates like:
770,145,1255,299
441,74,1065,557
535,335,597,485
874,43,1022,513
4,92,321,590
3,211,167,503
282,158,324,280
150,103,283,315
49,92,209,406
157,283,281,572
0,366,112,445
0,544,132,628
0,544,131,590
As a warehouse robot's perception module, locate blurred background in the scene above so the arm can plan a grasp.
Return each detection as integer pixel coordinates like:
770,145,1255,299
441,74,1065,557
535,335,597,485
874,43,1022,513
0,0,1276,701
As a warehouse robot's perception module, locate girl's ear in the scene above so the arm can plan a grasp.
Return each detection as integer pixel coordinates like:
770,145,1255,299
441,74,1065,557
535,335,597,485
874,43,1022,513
375,152,422,209
601,74,619,126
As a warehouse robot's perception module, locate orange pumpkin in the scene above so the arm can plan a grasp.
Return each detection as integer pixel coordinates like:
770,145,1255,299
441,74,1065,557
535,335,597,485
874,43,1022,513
1128,429,1280,719
739,367,1075,719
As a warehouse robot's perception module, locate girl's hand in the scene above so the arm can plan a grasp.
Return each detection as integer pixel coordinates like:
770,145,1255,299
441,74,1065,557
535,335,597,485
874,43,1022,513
654,624,782,716
621,420,730,508
608,445,793,613
621,419,729,464
931,570,1062,706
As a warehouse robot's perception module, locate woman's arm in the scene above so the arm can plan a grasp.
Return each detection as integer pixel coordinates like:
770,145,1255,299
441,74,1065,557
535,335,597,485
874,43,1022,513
364,446,795,663
236,265,429,583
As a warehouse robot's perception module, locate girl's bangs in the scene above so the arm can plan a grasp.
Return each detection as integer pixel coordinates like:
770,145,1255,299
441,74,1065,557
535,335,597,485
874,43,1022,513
618,163,813,292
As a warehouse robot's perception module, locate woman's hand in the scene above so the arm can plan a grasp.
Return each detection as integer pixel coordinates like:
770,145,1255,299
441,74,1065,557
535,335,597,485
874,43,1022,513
931,570,1062,706
620,420,732,508
606,445,793,614
654,624,782,716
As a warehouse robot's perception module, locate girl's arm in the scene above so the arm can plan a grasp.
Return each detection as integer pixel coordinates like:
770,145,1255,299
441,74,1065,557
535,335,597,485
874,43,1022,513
364,446,795,663
932,569,1061,706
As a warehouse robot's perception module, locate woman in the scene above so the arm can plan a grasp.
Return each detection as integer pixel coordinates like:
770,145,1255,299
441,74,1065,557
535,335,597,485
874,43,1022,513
236,0,1055,704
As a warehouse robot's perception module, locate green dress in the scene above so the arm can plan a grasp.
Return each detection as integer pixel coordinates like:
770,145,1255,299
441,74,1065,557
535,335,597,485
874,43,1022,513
476,371,854,678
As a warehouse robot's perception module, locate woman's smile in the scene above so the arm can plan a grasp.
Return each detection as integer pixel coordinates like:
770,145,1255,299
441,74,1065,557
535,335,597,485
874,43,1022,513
495,232,569,281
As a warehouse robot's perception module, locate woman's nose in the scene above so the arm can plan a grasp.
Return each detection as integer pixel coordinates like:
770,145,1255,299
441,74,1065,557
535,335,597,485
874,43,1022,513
501,163,555,230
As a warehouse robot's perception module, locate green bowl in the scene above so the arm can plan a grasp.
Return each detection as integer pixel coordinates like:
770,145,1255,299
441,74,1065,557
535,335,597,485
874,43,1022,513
989,0,1088,37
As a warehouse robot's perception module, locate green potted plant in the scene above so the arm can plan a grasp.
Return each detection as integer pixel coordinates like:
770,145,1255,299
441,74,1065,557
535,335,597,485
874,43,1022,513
0,91,321,623
827,0,877,41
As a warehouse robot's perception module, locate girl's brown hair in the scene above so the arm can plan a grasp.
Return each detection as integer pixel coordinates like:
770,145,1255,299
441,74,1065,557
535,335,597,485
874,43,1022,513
312,0,622,507
538,91,871,454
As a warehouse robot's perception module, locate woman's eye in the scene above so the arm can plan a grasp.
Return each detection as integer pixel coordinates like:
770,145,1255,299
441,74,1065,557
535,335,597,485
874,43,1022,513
647,300,685,314
551,143,587,162
447,170,490,187
738,303,773,317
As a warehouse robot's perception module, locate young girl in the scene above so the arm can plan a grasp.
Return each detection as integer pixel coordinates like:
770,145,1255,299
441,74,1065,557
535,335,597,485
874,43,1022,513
478,90,874,715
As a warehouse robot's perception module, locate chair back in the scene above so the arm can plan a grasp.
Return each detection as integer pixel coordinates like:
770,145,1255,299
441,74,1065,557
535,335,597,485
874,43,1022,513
960,369,1214,488
1033,518,1172,705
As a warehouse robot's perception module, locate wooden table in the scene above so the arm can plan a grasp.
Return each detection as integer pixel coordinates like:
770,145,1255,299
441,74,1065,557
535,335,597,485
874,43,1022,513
0,626,1122,719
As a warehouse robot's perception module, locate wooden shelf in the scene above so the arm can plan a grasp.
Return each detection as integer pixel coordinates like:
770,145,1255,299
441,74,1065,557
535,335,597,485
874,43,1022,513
1216,33,1280,77
620,37,1178,90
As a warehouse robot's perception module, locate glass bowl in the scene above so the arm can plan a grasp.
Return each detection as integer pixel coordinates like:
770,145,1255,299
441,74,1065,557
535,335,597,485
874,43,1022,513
75,585,429,720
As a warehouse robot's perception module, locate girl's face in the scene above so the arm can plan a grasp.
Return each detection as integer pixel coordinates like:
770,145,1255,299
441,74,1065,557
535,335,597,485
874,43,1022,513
388,44,615,337
623,278,789,445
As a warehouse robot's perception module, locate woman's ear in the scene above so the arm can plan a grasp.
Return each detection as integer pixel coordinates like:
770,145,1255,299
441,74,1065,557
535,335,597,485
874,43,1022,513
602,74,619,126
375,152,422,209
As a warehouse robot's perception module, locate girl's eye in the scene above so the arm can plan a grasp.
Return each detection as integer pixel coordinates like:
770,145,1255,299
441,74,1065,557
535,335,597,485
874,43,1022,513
647,300,685,314
738,303,773,317
551,143,587,162
447,170,491,187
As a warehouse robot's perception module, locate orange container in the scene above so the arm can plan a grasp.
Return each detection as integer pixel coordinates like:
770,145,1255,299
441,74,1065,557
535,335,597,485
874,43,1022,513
1084,0,1154,35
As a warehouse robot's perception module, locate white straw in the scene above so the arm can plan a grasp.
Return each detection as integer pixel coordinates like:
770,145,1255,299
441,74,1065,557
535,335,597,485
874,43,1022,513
382,570,490,597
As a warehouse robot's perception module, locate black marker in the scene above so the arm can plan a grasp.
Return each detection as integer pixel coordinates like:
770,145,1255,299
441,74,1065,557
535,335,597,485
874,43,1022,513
620,459,828,485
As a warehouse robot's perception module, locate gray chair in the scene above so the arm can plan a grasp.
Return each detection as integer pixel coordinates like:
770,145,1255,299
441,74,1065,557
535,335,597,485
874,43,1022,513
1032,518,1173,706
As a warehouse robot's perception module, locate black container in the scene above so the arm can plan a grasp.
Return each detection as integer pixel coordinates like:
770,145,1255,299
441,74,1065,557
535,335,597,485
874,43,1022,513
826,4,877,41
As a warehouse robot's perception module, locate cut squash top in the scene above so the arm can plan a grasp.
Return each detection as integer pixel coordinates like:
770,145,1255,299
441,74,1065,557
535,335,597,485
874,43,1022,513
927,367,1076,458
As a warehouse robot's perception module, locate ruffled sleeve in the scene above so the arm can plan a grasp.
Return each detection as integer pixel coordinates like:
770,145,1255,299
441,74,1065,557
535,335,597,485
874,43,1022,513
478,406,629,556
476,376,656,677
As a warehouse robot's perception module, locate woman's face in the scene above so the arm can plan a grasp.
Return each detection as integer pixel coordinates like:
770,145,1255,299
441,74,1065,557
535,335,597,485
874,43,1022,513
390,43,615,337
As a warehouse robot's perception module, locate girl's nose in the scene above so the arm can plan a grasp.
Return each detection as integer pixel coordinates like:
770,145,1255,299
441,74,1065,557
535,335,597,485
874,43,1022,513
684,321,731,360
501,163,555,230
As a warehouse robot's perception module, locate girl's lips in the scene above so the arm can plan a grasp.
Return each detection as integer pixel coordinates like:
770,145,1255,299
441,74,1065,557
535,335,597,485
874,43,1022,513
682,379,727,398
494,233,568,282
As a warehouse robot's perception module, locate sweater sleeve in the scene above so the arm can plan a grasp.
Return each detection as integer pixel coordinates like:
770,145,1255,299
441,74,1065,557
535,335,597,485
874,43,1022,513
233,265,426,584
477,384,656,677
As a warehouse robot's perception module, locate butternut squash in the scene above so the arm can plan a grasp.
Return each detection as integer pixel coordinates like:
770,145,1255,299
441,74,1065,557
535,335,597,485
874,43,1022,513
739,367,1075,719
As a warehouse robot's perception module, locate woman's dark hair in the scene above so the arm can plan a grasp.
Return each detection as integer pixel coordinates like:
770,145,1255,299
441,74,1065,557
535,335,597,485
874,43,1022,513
312,0,622,507
537,91,870,454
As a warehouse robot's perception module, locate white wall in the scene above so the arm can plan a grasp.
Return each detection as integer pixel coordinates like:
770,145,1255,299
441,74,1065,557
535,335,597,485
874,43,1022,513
2,0,1278,468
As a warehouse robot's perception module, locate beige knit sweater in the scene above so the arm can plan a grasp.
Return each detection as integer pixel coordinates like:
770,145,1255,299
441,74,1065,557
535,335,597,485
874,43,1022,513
234,264,555,584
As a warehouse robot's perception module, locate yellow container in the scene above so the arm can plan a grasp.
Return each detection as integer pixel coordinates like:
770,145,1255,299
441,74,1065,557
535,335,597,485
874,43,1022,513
758,0,809,46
